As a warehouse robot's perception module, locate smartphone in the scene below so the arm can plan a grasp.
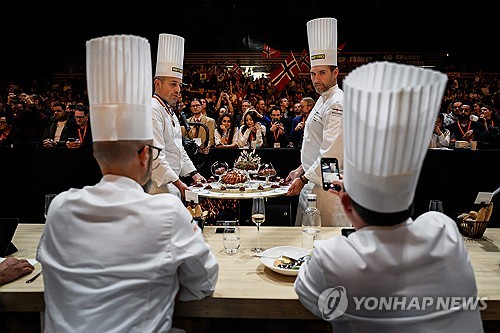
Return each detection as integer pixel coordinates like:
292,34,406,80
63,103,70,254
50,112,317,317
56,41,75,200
320,157,341,191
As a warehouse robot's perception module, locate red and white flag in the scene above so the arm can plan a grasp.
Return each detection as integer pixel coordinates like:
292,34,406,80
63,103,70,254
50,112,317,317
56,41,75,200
262,44,281,58
338,42,347,51
232,63,243,76
269,52,300,91
298,49,310,73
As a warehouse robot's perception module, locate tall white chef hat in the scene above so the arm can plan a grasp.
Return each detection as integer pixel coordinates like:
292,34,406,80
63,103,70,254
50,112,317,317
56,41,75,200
342,62,447,213
155,33,184,79
307,17,337,67
86,35,152,142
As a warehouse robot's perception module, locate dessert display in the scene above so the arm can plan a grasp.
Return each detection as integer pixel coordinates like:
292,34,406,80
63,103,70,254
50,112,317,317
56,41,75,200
220,169,249,185
258,165,277,177
204,184,213,190
258,163,277,184
234,149,260,171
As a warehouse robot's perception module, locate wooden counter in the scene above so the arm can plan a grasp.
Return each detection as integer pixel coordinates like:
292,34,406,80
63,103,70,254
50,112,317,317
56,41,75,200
1,224,499,329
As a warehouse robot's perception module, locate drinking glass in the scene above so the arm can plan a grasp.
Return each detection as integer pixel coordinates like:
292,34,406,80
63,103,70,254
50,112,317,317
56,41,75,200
251,197,266,253
211,161,228,183
223,226,241,254
258,163,277,184
44,194,57,219
429,200,443,213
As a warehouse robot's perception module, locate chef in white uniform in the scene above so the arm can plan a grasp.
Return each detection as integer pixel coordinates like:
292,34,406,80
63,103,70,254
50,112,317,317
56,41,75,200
294,62,483,332
37,35,218,333
286,17,349,227
149,33,204,198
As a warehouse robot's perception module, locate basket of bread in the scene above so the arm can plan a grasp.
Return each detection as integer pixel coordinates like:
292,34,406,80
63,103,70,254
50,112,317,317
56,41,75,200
456,203,494,239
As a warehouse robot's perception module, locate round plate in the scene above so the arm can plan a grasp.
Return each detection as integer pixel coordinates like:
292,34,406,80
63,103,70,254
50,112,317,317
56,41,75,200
260,246,310,276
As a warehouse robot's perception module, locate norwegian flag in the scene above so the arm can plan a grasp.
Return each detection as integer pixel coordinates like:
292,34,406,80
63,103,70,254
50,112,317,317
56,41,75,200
298,49,310,73
338,42,347,51
262,44,281,58
268,52,300,91
232,63,243,76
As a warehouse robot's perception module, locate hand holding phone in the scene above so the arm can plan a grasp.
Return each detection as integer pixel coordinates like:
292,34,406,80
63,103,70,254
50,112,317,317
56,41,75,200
321,157,342,191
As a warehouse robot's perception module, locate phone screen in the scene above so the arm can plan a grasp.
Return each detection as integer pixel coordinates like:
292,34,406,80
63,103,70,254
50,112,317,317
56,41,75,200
321,157,340,191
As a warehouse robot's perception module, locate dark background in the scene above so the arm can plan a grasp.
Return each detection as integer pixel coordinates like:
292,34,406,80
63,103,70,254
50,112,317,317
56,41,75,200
1,0,497,82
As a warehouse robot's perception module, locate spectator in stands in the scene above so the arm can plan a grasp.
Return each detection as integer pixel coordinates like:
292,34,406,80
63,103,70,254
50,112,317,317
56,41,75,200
236,99,252,126
266,106,290,148
9,94,49,148
429,113,451,148
447,104,485,143
289,96,315,149
444,100,462,127
237,109,266,149
66,105,92,150
42,102,76,148
200,97,216,120
216,91,234,117
0,114,14,147
478,103,499,128
214,112,239,148
279,97,293,120
187,98,216,149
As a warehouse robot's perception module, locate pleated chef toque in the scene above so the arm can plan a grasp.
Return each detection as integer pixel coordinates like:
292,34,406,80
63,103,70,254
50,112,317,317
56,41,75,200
86,35,152,142
155,33,184,79
307,17,337,67
342,62,447,213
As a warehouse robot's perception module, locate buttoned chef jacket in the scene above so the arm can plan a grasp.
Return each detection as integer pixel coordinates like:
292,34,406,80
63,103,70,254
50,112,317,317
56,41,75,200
297,84,349,227
151,95,196,188
37,175,218,333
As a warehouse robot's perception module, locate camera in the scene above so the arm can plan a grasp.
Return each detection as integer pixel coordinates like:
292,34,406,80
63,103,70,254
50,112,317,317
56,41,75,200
320,157,341,191
272,118,280,124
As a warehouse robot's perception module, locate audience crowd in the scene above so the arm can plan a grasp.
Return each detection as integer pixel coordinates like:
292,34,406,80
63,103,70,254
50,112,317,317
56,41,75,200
1,67,499,150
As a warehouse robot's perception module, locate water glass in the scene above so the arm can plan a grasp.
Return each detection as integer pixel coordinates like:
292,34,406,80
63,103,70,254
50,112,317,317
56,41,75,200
428,200,443,213
223,226,241,254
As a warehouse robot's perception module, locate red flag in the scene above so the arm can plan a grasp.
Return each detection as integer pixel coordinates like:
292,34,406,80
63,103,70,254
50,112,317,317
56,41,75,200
338,42,347,51
298,49,310,73
268,52,300,91
232,63,243,76
262,44,281,58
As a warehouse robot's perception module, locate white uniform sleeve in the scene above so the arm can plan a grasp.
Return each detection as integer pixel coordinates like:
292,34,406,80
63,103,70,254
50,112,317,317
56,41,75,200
171,206,219,301
294,249,328,319
152,105,180,185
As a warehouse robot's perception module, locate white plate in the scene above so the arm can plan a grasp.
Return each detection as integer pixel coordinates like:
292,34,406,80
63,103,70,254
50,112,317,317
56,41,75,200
260,246,310,276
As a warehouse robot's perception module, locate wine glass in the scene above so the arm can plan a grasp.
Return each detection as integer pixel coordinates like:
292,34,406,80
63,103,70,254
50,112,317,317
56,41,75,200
211,161,228,183
258,163,277,184
251,197,266,253
44,194,57,219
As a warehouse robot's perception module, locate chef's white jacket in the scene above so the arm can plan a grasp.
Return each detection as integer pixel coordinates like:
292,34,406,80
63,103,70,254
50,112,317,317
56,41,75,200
37,175,218,333
294,212,483,332
297,84,349,227
151,96,196,192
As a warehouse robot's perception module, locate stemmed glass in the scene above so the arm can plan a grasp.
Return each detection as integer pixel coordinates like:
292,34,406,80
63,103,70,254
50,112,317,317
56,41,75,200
44,194,57,219
211,161,228,183
251,197,266,253
258,163,277,184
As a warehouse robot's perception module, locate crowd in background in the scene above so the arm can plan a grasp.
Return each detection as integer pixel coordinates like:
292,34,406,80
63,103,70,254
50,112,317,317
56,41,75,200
1,65,499,150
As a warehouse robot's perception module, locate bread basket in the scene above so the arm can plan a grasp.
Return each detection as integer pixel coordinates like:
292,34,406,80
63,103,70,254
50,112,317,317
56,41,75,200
458,218,488,239
456,203,493,239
